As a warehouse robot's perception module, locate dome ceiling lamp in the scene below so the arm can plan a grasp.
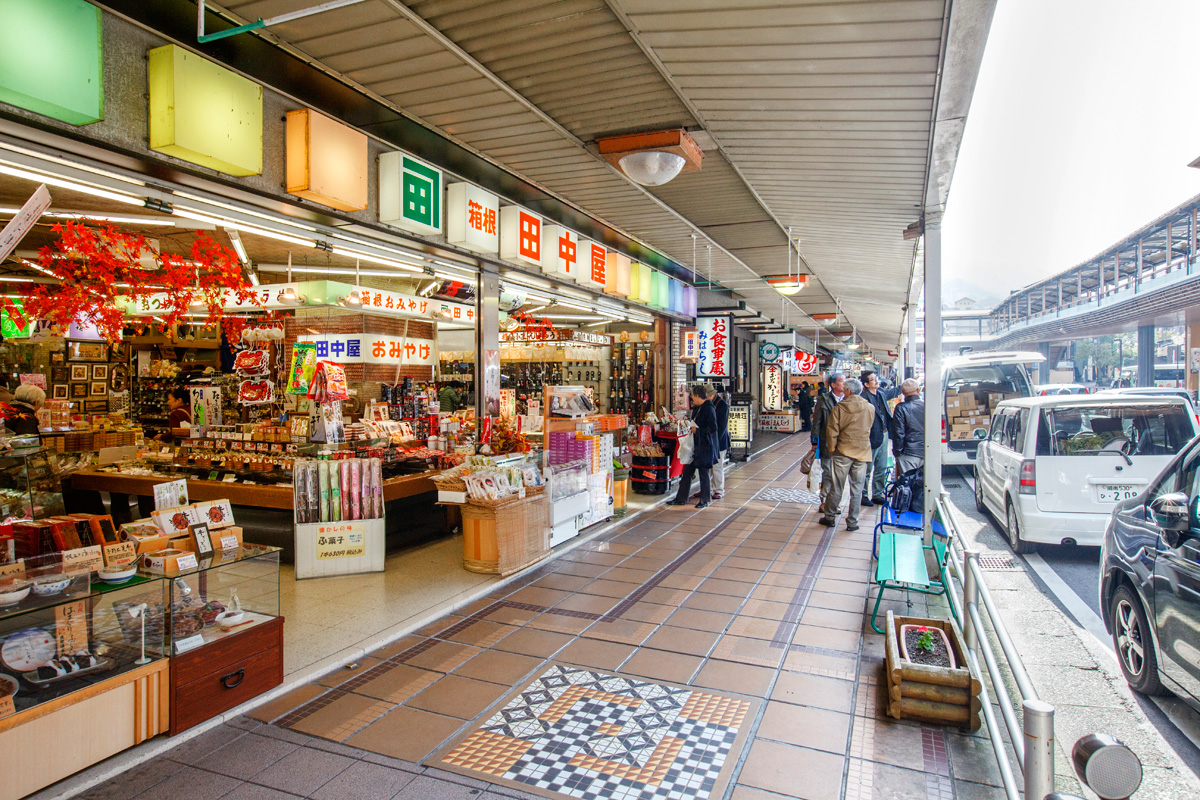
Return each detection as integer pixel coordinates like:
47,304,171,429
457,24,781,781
597,128,704,187
765,228,807,295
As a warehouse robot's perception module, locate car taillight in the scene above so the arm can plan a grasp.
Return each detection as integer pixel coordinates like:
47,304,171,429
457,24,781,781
1019,460,1036,494
941,418,947,444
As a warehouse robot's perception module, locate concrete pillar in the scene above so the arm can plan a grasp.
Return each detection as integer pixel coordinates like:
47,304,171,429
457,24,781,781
923,212,943,544
476,266,501,424
1188,323,1200,394
1037,342,1051,384
1137,324,1156,387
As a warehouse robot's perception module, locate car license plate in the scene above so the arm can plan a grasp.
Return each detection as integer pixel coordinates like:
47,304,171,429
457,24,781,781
1098,484,1139,502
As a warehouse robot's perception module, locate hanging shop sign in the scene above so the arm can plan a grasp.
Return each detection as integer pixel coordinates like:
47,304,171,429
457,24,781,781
500,329,613,346
793,350,819,375
447,183,499,255
500,206,543,266
581,238,605,289
148,45,263,177
379,152,443,236
683,285,698,317
696,315,731,378
759,342,780,363
0,298,31,339
763,363,785,411
542,225,578,279
604,251,631,297
297,333,436,366
669,279,683,314
0,0,103,126
680,327,699,363
651,271,669,309
285,109,368,212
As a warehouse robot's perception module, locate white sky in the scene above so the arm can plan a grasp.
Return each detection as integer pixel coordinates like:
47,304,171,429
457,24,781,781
942,0,1200,304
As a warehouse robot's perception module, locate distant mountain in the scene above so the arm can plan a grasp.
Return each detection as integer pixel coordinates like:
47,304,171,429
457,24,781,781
942,276,1003,310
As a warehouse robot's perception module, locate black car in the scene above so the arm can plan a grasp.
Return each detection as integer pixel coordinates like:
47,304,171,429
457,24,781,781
1100,437,1200,707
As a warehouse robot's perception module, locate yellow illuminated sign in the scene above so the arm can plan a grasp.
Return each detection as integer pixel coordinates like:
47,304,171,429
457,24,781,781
286,109,368,211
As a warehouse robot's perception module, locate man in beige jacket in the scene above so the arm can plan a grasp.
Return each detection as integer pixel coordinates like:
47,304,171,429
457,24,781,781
818,377,875,531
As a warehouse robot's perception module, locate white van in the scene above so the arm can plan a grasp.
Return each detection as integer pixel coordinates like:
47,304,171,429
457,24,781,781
973,395,1199,552
942,351,1044,466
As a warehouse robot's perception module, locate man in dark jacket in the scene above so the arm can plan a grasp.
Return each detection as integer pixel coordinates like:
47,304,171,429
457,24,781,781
891,378,925,474
669,385,719,509
796,381,814,431
708,385,730,499
859,371,894,506
811,372,845,509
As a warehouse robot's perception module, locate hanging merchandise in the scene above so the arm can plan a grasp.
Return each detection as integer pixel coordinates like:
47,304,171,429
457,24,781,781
307,360,350,403
311,400,346,443
237,378,275,405
286,342,318,394
233,349,270,376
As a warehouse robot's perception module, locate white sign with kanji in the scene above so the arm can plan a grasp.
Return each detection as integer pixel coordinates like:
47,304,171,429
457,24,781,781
354,286,475,325
297,333,436,366
763,363,785,411
581,239,606,289
542,225,578,280
447,182,498,255
499,206,543,266
697,315,731,378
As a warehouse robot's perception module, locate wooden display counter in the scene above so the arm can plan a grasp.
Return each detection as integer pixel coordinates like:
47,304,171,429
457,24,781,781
70,467,438,509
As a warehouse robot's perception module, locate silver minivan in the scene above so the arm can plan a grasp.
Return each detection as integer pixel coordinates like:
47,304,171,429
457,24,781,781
974,394,1199,552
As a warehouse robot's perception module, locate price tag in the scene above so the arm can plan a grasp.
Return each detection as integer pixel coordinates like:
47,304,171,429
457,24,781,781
54,600,88,657
0,694,14,719
222,474,237,483
102,541,137,567
175,553,198,571
219,535,239,551
0,560,25,580
153,478,189,511
62,545,104,573
174,633,205,655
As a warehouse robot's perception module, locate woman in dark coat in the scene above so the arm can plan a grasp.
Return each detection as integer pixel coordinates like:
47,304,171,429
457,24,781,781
669,385,719,509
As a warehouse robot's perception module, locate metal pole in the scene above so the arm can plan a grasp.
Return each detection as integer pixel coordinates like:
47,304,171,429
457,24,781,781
922,214,943,544
962,550,979,652
1023,699,1055,800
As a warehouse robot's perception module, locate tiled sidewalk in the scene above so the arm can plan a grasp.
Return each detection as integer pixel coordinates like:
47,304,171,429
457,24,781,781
80,440,1008,800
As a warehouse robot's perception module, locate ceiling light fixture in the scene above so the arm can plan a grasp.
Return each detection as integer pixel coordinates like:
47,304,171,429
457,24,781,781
767,228,808,295
597,129,704,187
225,228,250,265
0,161,143,206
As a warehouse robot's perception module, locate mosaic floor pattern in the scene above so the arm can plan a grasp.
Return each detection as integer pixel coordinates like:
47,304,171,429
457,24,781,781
437,664,754,800
754,487,822,505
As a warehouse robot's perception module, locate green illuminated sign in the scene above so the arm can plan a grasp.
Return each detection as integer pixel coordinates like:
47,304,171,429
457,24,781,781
1,300,32,339
0,0,103,125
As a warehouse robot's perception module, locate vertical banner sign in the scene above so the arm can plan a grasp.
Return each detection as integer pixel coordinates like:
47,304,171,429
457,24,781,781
696,316,731,378
500,207,543,266
763,364,784,411
582,238,605,289
542,225,578,279
680,327,699,363
379,152,442,235
447,183,499,255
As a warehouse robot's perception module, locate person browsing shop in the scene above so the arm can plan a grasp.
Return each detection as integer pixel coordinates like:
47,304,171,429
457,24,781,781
707,384,730,500
438,380,464,413
7,383,45,438
158,387,192,443
669,385,719,509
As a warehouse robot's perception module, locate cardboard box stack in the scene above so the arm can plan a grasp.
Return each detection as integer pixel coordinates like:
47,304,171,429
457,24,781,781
945,387,1018,441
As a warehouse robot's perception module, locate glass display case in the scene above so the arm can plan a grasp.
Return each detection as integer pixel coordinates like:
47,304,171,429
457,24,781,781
166,544,281,655
0,446,65,520
0,573,166,718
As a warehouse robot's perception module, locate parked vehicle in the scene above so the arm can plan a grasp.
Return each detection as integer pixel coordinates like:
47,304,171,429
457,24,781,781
1101,437,1200,710
974,395,1199,553
1036,383,1091,396
942,351,1044,466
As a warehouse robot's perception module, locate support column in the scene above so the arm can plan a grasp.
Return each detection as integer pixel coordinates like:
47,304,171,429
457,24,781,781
1037,342,1051,384
923,212,943,543
1137,324,1155,387
475,266,501,428
1188,323,1200,394
905,309,917,379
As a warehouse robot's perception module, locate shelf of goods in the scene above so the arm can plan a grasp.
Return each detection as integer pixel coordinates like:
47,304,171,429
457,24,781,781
610,342,654,421
542,387,619,546
0,538,284,799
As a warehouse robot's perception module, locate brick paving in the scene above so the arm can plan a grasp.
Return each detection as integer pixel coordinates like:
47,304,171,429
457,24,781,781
79,437,1010,800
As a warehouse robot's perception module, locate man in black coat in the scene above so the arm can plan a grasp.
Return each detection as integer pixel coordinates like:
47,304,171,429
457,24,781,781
859,371,895,506
708,384,731,499
669,385,719,509
811,372,845,509
892,378,925,474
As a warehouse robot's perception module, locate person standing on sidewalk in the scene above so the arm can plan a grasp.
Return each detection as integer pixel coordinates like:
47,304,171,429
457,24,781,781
891,378,925,474
811,372,845,511
669,385,719,509
859,371,894,507
796,381,814,431
708,384,730,500
819,377,875,531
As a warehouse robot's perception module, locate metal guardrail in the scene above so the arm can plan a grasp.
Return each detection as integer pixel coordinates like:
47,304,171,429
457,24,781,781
936,491,1055,800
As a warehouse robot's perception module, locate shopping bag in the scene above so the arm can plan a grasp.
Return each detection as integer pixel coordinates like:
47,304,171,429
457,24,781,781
799,444,817,475
676,433,695,465
808,457,822,493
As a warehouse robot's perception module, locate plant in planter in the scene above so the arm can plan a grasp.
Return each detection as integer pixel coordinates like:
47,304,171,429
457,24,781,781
884,611,981,730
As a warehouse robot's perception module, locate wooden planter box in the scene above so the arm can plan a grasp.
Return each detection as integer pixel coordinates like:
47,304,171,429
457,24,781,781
883,610,982,731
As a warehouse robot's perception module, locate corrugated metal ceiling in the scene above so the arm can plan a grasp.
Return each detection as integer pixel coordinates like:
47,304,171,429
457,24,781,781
213,0,974,353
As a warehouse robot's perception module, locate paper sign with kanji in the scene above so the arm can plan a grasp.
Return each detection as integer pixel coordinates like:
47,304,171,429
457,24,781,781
697,315,731,378
580,238,606,289
447,182,498,255
500,206,543,266
379,152,442,236
542,225,578,279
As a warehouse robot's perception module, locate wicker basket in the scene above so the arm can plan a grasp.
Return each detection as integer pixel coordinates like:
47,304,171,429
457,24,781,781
466,492,526,510
461,494,550,576
432,476,468,492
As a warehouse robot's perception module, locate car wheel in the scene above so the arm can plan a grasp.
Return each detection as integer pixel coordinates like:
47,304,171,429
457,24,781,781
1006,501,1035,554
974,468,987,513
1111,585,1167,696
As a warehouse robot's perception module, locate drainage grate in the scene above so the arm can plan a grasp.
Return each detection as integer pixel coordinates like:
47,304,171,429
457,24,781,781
755,487,822,505
978,554,1020,571
943,481,962,489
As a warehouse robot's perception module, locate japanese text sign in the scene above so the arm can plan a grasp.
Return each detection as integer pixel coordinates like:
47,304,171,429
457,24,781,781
379,152,442,236
447,182,499,255
500,206,543,266
542,225,578,280
763,363,784,411
680,327,699,363
697,315,731,378
297,334,436,366
315,521,367,560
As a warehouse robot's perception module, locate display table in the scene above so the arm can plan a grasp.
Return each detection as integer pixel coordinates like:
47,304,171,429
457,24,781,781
652,430,686,479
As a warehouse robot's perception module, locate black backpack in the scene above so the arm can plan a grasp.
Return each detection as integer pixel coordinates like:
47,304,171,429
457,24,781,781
888,467,924,514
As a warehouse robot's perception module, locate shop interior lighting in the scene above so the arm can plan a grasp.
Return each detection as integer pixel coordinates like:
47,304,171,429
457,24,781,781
225,228,250,265
554,300,592,312
524,304,549,314
430,270,476,287
0,161,143,206
0,207,178,226
279,254,300,304
0,141,147,188
584,320,609,327
329,246,423,273
172,189,320,232
259,264,422,281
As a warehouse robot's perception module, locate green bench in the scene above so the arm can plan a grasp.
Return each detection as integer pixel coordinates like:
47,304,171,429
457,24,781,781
870,523,952,634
